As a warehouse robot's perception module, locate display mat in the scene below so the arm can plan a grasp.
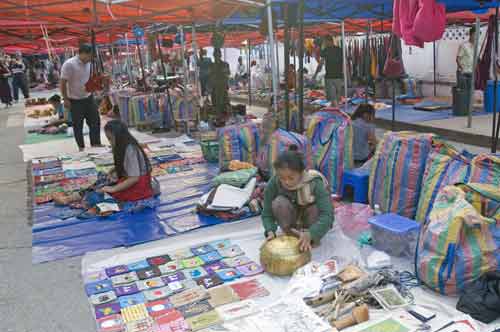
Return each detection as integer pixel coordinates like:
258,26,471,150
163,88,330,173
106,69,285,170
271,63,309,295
81,220,497,332
32,163,257,264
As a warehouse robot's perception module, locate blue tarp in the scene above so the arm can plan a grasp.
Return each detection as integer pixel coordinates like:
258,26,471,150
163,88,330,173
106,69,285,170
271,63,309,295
31,163,257,264
225,0,497,25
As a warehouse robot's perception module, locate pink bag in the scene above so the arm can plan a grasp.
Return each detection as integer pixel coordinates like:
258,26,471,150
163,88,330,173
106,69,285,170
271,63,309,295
335,203,373,239
393,0,445,48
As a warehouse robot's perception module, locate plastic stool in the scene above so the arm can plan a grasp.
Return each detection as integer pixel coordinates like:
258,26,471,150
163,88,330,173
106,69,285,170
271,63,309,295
342,168,370,203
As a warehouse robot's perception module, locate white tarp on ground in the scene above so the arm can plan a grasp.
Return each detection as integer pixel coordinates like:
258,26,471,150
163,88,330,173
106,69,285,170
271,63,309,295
82,217,500,332
19,128,160,162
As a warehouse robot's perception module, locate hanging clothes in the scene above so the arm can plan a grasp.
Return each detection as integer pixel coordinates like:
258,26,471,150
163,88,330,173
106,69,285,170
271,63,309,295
476,15,495,91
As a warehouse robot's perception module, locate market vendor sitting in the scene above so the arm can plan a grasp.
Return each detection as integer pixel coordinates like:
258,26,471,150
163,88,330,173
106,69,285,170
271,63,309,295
261,145,334,252
98,120,155,202
46,94,72,127
351,103,377,166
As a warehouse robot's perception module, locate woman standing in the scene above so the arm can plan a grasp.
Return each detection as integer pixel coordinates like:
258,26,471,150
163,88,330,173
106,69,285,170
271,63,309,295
0,56,13,108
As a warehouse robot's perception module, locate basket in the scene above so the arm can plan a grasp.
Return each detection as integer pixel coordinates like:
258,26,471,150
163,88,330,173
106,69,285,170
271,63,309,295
201,141,219,163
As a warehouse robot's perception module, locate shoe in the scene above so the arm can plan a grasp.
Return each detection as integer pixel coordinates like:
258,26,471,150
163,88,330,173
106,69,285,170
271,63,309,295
78,147,85,152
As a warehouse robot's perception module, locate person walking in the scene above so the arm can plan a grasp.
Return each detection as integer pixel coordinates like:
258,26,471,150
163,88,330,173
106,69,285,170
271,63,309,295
10,53,30,103
313,36,344,106
0,55,13,108
60,44,102,151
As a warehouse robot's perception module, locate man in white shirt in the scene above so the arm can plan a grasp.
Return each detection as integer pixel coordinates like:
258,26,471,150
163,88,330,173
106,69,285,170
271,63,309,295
60,44,101,151
456,27,475,91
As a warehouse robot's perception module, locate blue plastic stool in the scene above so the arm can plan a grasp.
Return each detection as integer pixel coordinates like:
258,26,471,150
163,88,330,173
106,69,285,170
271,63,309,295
342,168,370,203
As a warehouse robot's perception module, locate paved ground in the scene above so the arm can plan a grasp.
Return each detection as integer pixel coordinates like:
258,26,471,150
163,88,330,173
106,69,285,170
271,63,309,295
0,97,490,332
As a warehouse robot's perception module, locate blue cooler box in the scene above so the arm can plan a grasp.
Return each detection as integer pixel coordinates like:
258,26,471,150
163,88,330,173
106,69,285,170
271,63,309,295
484,80,500,114
368,213,421,257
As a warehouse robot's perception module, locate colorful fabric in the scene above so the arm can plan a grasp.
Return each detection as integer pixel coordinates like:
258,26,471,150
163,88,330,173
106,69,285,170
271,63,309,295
217,122,260,170
174,97,196,121
305,109,353,196
415,139,473,223
369,131,434,218
417,183,500,296
258,129,313,178
470,154,500,186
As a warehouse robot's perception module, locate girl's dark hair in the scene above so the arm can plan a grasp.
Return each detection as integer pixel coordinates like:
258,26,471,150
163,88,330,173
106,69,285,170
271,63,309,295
104,120,151,178
273,144,305,173
351,103,375,121
48,94,61,103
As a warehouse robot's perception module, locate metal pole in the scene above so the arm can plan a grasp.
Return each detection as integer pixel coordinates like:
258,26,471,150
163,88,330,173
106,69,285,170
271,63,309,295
342,21,348,114
365,21,371,104
433,41,437,97
284,3,290,130
192,24,200,97
125,33,132,82
156,34,173,131
267,0,279,113
248,41,252,106
135,36,147,91
392,79,396,131
492,2,499,153
297,0,304,132
180,25,188,87
275,33,280,88
468,17,480,128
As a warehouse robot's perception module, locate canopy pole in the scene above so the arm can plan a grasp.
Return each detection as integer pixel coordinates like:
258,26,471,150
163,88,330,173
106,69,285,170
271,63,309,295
156,33,173,131
135,35,147,91
493,1,499,153
248,40,252,106
468,17,480,128
342,20,348,114
125,33,132,83
433,41,437,97
180,25,188,88
365,20,371,104
109,35,116,78
297,0,304,132
275,32,280,88
192,24,200,98
267,0,279,113
284,3,290,131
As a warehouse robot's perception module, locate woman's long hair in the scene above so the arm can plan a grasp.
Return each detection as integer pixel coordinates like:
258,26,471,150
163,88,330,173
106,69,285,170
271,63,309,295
104,120,151,178
351,103,375,121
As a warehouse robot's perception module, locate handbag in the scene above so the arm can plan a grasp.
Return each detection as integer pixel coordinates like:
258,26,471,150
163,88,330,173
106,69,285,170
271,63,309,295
383,35,404,79
85,30,109,93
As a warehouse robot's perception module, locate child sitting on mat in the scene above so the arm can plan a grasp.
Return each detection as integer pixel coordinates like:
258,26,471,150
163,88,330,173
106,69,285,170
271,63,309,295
261,145,334,252
98,120,155,201
351,103,377,167
46,94,72,127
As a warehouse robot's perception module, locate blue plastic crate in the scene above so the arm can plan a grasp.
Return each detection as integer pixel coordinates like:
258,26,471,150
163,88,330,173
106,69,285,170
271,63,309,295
368,213,421,257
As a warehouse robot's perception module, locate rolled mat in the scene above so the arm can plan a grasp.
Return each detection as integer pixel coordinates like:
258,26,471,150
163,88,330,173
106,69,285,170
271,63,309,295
306,109,353,196
369,131,434,219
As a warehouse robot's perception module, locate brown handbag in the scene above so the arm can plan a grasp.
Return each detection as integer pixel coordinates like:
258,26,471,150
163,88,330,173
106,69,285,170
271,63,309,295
383,35,404,79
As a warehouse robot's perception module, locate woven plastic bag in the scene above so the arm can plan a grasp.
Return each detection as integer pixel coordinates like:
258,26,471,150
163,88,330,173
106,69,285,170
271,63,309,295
258,128,312,178
369,131,434,219
416,183,500,296
213,168,257,188
306,109,353,196
415,139,473,223
217,122,260,170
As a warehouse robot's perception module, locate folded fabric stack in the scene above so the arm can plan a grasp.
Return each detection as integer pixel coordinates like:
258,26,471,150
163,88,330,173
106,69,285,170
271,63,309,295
217,122,260,170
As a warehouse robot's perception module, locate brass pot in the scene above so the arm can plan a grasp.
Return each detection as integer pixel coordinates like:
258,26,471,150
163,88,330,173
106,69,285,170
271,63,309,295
260,235,311,276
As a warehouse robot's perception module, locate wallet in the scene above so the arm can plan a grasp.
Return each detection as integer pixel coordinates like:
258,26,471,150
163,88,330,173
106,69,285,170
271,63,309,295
199,251,223,265
114,284,140,297
217,245,244,258
85,280,114,296
90,291,117,306
118,293,146,309
136,266,161,280
136,277,165,291
147,255,171,266
184,267,208,280
215,268,242,282
190,244,216,256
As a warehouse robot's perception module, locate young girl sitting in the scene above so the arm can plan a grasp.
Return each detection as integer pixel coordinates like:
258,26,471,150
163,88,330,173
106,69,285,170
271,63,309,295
351,103,377,166
98,120,154,201
261,145,334,252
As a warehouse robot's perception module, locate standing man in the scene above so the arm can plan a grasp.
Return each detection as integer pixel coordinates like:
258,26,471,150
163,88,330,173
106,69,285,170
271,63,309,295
313,36,343,106
10,52,29,103
208,48,230,123
235,56,247,88
456,26,475,92
60,44,102,151
198,48,212,98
